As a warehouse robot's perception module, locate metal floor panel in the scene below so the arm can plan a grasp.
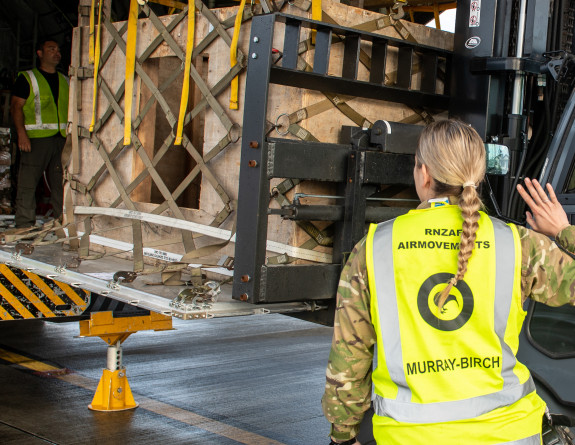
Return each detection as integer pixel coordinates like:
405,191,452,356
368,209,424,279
0,316,333,444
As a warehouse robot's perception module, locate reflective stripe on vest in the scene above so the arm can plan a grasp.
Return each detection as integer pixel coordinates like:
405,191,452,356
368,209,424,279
370,216,535,423
27,70,43,129
22,70,68,136
501,434,541,445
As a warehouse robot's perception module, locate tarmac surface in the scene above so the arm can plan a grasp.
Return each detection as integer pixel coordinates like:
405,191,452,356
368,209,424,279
0,314,335,444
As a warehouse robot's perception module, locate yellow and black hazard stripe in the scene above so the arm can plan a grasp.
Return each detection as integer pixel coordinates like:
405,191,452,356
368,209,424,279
0,265,90,321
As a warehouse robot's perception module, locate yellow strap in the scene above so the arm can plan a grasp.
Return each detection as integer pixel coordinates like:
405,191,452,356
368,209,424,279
88,0,103,133
229,0,247,110
124,0,139,145
311,0,322,44
175,1,195,145
89,0,96,64
311,0,322,21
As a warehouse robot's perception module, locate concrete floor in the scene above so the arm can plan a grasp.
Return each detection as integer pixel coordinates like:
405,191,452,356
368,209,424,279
0,314,335,444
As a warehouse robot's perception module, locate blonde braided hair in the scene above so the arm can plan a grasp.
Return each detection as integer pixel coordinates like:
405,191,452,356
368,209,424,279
415,120,486,310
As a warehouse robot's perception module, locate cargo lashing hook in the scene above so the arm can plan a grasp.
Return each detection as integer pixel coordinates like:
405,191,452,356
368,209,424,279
228,123,241,143
113,271,138,284
15,242,34,255
391,0,406,20
264,115,287,137
170,281,221,312
108,275,125,291
274,113,290,136
46,264,67,280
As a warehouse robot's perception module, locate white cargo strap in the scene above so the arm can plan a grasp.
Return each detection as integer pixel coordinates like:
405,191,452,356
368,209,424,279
24,70,67,131
371,218,535,423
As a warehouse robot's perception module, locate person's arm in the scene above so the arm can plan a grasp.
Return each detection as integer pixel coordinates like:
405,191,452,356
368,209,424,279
322,238,375,444
517,178,575,305
10,95,31,152
518,225,575,306
554,225,575,254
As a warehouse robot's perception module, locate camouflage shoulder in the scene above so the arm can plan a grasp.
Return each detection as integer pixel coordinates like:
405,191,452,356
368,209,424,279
520,226,575,306
338,237,368,298
556,225,575,254
517,225,557,275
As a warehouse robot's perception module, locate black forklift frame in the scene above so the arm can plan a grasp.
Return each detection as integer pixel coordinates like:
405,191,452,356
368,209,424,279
230,2,575,421
232,13,452,311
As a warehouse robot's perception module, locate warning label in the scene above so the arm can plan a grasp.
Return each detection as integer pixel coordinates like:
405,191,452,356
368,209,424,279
469,0,481,27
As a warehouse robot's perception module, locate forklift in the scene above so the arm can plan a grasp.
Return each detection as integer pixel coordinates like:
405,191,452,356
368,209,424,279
232,0,575,442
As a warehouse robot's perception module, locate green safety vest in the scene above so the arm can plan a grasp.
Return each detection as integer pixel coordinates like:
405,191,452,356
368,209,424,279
366,204,546,444
20,68,69,138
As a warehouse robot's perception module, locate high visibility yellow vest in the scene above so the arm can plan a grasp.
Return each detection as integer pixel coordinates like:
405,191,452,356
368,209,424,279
366,204,545,444
21,69,69,138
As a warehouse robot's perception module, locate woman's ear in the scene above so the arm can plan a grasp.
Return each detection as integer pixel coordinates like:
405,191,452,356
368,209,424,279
420,163,433,196
414,161,434,201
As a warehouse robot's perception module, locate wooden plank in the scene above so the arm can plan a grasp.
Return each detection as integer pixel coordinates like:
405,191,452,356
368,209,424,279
132,59,158,203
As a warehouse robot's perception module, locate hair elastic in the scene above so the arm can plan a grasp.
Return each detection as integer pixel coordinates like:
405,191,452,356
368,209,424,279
462,182,476,188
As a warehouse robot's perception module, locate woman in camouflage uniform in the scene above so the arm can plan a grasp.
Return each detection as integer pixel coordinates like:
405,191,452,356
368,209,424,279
323,119,575,445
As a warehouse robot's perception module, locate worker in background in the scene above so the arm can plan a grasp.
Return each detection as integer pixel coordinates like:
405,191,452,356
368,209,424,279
10,38,68,228
322,119,575,445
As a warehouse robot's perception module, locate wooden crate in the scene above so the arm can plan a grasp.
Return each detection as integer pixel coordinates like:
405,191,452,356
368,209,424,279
67,1,453,271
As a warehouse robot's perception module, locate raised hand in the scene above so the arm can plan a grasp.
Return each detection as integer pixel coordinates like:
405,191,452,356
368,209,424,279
517,178,570,238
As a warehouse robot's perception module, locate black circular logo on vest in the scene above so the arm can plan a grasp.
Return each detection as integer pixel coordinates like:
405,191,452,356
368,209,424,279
417,273,474,331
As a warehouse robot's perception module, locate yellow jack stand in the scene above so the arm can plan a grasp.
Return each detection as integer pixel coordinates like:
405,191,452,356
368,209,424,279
79,311,172,412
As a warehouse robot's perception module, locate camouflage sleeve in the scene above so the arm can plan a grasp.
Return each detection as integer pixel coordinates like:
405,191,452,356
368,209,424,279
322,237,376,442
556,225,575,253
519,225,575,306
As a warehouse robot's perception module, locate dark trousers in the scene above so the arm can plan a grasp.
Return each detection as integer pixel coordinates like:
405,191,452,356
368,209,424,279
15,135,64,228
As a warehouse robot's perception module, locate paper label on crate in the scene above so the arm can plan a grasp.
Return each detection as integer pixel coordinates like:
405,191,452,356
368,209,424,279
143,248,183,263
469,0,481,27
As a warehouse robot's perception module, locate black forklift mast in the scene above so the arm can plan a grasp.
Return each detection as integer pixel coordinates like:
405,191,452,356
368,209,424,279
232,0,575,314
450,0,551,218
232,12,451,323
231,2,575,429
232,1,552,318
